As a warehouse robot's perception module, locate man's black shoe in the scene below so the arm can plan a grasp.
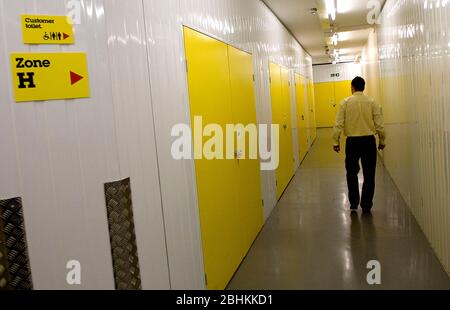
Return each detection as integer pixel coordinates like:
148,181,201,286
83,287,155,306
362,207,372,214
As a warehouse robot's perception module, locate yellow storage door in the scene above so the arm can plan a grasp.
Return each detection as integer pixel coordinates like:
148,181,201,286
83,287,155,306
280,67,295,198
295,74,309,162
307,80,317,143
314,82,337,128
269,63,283,199
228,46,264,256
334,80,352,108
270,63,294,199
183,27,240,290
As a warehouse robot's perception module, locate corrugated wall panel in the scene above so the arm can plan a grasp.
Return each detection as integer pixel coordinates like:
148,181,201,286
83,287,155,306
102,0,170,289
0,0,170,289
362,0,450,277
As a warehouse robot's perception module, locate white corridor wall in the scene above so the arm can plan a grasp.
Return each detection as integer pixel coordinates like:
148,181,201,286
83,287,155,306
362,0,450,277
0,0,170,289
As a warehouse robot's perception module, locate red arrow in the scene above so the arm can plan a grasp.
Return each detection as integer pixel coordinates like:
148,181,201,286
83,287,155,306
63,32,70,40
70,71,84,85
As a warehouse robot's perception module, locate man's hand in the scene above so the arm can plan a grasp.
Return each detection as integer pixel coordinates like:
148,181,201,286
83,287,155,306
333,145,341,153
378,144,386,151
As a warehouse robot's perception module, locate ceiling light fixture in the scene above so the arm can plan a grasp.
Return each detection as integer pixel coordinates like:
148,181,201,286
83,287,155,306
325,0,337,21
332,33,339,46
336,0,354,14
331,49,340,64
336,31,352,41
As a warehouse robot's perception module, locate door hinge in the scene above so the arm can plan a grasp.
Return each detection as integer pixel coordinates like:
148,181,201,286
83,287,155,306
269,77,272,83
204,274,208,286
252,74,255,82
262,199,265,207
185,60,188,73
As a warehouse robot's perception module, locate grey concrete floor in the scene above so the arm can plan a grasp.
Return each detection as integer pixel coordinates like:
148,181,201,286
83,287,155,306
228,128,450,290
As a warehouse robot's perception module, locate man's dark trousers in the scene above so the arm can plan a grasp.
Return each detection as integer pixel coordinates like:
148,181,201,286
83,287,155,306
345,135,377,209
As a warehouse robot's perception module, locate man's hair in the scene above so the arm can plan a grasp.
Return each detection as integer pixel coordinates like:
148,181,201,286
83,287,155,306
352,76,366,92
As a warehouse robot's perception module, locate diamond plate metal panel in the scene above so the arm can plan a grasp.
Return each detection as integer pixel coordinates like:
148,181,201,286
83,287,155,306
0,217,10,290
104,178,142,290
0,197,33,290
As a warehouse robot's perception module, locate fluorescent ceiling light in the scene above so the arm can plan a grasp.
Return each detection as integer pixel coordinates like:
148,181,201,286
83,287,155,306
336,31,352,41
338,47,361,55
332,33,339,46
337,0,355,14
325,0,336,21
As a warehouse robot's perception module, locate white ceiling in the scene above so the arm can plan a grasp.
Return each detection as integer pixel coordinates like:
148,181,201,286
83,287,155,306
263,0,386,64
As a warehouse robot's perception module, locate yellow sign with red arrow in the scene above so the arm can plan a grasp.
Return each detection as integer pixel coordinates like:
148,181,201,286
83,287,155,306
10,52,90,102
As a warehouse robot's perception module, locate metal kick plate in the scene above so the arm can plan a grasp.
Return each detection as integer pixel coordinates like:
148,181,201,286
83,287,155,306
0,216,10,290
0,197,33,290
104,178,142,290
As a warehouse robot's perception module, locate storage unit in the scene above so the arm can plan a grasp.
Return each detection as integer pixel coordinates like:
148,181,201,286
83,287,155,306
314,80,352,128
142,1,314,287
270,63,295,199
294,74,309,162
183,27,264,290
334,81,353,108
314,81,337,128
313,63,361,128
307,79,317,143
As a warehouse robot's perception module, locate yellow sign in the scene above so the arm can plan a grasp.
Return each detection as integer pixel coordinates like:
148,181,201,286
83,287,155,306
10,52,90,102
22,15,75,44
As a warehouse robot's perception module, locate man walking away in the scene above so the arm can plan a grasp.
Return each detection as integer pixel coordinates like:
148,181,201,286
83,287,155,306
333,77,386,213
